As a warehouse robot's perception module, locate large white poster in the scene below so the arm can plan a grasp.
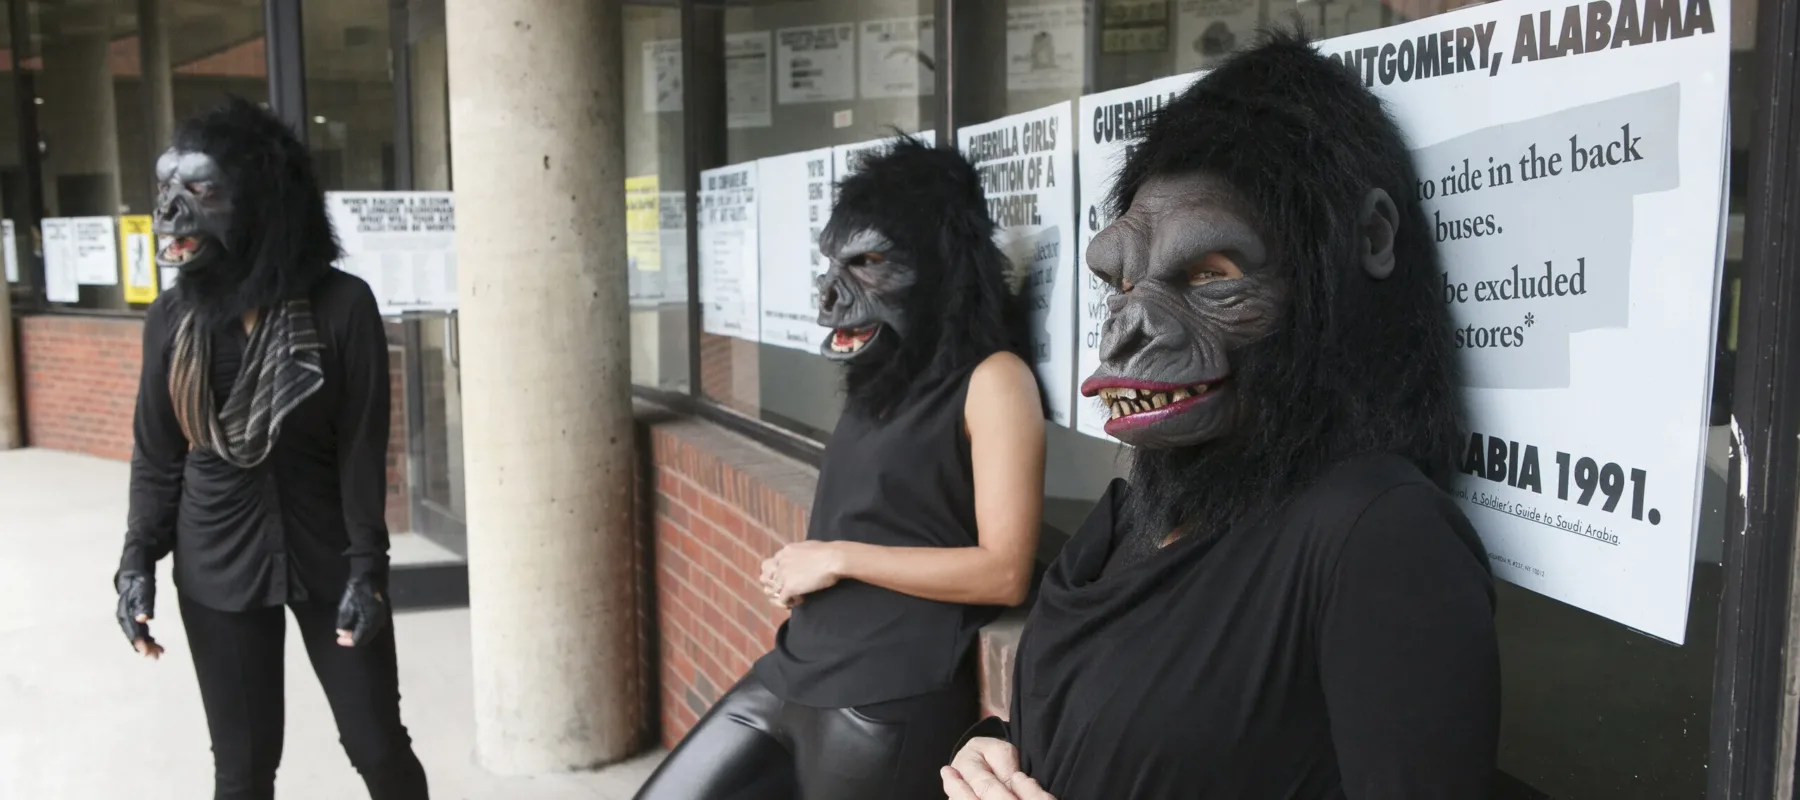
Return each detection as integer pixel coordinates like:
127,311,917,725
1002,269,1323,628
959,102,1078,427
1069,0,1730,642
758,148,836,352
832,129,939,189
728,31,774,129
699,163,760,339
1007,4,1087,92
859,16,935,99
40,219,77,302
777,24,856,105
1074,73,1201,441
326,192,457,316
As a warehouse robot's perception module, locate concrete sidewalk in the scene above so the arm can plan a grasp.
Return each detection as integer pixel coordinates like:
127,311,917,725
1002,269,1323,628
0,448,664,799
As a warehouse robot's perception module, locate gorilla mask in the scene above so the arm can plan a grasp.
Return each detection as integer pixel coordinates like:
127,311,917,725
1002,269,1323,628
158,96,339,330
815,226,917,362
1087,29,1463,552
816,135,1031,419
153,149,232,275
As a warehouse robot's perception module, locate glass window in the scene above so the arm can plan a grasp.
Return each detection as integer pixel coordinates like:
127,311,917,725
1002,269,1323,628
303,0,394,191
624,2,690,392
694,0,937,438
12,0,267,311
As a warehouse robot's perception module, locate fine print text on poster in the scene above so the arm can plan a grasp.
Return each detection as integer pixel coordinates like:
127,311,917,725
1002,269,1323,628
778,24,855,105
758,148,836,352
959,102,1078,427
1007,4,1088,92
860,16,936,99
118,215,158,305
67,217,118,286
698,163,760,339
1074,72,1201,441
728,31,774,129
326,192,458,316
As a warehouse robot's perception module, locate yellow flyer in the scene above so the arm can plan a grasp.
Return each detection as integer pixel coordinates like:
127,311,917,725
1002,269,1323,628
625,175,661,273
118,215,158,304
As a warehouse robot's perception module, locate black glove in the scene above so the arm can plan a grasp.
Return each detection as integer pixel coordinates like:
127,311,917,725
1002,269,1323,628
335,574,390,648
114,570,156,651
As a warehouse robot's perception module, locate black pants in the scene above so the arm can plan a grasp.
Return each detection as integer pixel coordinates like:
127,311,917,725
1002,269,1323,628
634,669,977,800
178,594,429,800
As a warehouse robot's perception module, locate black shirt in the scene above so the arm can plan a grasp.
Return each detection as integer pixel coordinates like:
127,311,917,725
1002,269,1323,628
753,364,1001,708
1007,454,1499,799
118,270,392,612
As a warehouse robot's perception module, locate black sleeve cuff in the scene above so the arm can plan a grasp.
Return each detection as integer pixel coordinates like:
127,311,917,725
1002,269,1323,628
348,555,390,586
118,545,153,579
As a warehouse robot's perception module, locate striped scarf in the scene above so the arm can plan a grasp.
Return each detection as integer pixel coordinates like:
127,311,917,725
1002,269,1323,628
168,300,325,468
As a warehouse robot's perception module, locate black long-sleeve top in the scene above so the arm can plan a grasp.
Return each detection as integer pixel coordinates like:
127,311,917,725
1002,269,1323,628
1003,453,1501,799
119,270,392,612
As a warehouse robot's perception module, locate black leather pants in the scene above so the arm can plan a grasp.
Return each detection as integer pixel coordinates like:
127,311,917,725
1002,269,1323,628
634,670,977,800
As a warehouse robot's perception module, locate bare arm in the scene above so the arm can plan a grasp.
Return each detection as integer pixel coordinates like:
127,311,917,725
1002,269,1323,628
817,351,1046,607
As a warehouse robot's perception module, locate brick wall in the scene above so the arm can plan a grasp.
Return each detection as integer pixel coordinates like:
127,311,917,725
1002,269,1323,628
645,416,816,745
16,313,412,533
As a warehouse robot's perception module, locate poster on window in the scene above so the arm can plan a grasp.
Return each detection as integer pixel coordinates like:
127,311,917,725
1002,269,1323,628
1074,73,1201,442
118,215,158,304
1068,0,1730,642
63,216,118,286
1007,3,1087,92
2,220,17,284
757,148,835,353
40,218,77,302
728,30,774,129
777,23,855,105
643,38,683,114
958,102,1077,427
1173,0,1264,71
326,192,457,316
698,163,760,339
832,129,939,199
660,191,690,304
627,175,663,307
859,16,935,99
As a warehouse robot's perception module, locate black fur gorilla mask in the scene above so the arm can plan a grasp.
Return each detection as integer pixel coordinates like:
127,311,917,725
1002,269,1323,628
815,136,1026,418
1088,30,1464,553
154,97,339,328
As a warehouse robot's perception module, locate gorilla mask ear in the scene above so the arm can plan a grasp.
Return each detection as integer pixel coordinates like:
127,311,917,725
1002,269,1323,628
1359,187,1400,280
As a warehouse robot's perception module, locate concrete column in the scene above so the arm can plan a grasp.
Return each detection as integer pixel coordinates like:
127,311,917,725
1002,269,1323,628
446,0,642,775
40,0,122,218
137,0,176,155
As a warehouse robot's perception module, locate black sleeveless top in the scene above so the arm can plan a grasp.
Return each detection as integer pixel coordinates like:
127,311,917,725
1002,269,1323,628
752,364,1000,708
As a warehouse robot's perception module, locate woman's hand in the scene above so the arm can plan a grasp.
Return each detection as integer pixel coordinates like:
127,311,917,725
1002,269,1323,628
760,541,847,608
942,737,1057,800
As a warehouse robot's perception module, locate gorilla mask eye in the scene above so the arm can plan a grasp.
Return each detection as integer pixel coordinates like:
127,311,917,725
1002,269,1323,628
847,252,887,268
1186,252,1241,286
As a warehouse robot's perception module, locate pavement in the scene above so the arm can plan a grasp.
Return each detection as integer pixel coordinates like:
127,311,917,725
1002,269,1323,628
0,448,665,800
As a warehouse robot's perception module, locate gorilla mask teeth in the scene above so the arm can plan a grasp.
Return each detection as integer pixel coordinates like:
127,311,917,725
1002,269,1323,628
1099,384,1211,420
828,325,880,354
